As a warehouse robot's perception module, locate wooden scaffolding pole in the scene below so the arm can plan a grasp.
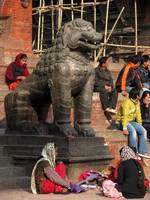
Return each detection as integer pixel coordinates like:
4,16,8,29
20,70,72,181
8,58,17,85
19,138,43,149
94,0,97,61
71,0,74,20
51,0,55,42
40,0,45,51
37,0,42,51
103,0,110,56
96,6,125,62
135,0,138,54
58,0,63,30
81,0,84,19
101,43,150,49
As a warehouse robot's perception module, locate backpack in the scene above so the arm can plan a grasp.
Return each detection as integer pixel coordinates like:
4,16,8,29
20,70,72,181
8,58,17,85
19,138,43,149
133,159,145,189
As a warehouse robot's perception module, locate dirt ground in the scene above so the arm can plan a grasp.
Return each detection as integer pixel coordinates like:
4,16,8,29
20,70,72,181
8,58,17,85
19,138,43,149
0,188,150,200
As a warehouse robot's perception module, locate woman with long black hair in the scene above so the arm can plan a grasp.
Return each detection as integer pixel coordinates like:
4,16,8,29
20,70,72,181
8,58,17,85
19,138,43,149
140,90,150,138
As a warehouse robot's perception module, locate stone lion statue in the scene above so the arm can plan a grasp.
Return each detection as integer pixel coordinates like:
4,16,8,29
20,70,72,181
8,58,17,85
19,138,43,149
5,19,103,137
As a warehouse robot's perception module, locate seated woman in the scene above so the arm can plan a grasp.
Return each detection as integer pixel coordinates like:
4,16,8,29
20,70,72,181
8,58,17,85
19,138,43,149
5,53,30,90
115,145,146,199
102,145,146,199
140,90,150,138
31,143,70,194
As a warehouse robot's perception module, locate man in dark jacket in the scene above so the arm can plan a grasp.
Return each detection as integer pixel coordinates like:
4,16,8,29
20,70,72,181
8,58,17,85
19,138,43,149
136,55,150,90
116,55,142,96
94,57,118,123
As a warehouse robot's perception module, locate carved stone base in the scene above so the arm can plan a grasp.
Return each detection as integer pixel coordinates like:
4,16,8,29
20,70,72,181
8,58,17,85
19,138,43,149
57,137,113,180
4,129,113,180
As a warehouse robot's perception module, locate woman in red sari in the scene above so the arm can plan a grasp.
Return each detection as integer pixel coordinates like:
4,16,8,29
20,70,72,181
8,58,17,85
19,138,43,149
5,53,30,90
31,143,70,194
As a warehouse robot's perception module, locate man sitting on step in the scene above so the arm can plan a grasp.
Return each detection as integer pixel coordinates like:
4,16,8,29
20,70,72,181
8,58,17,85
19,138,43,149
94,56,118,125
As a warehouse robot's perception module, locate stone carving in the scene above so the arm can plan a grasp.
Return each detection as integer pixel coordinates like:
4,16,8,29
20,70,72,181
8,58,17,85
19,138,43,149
5,19,102,137
0,20,5,35
0,17,11,37
20,0,30,8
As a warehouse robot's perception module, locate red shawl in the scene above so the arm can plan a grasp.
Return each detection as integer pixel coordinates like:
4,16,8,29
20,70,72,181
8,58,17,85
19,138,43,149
5,53,30,85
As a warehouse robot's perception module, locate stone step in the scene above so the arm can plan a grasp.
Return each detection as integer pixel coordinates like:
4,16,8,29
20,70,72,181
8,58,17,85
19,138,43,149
0,128,5,135
0,166,26,177
144,166,150,177
0,134,58,145
12,155,38,166
142,158,150,168
5,143,110,158
0,176,30,190
0,134,105,146
0,157,13,166
0,146,4,154
5,145,44,157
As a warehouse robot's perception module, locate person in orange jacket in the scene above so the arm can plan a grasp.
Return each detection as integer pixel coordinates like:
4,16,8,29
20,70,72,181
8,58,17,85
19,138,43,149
116,55,142,96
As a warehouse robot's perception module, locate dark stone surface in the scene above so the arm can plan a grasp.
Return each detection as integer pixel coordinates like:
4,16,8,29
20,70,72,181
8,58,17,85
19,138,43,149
1,128,113,180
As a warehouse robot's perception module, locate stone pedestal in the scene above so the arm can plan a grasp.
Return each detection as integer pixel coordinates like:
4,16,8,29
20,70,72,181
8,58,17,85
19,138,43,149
57,137,113,180
3,129,113,180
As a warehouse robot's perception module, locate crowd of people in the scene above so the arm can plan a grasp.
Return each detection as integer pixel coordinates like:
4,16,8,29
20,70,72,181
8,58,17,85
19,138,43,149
31,143,149,199
95,55,150,157
4,53,150,198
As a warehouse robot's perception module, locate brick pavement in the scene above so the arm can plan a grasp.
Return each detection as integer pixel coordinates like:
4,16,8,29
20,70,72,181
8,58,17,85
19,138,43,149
0,188,150,200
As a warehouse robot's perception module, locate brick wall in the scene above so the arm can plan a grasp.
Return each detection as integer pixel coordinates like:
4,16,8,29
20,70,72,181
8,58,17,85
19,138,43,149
0,0,33,65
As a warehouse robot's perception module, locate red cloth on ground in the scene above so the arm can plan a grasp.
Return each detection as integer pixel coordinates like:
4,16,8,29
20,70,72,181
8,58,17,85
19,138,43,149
41,162,67,194
78,170,90,181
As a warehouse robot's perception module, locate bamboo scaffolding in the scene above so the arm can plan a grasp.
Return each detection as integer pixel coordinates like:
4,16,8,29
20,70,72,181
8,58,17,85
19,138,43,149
40,0,45,51
81,0,84,19
33,0,150,58
32,1,112,14
37,0,42,51
71,0,74,20
103,0,110,56
32,4,78,12
101,43,150,49
94,0,97,61
51,0,55,41
40,10,44,51
58,0,63,30
96,6,125,62
135,0,138,54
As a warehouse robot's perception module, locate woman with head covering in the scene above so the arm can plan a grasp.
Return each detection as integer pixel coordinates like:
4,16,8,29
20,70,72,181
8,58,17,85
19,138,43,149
115,145,146,199
31,143,70,194
5,53,30,90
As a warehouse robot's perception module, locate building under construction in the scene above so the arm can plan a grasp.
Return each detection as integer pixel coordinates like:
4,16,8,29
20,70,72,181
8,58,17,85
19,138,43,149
32,0,150,59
